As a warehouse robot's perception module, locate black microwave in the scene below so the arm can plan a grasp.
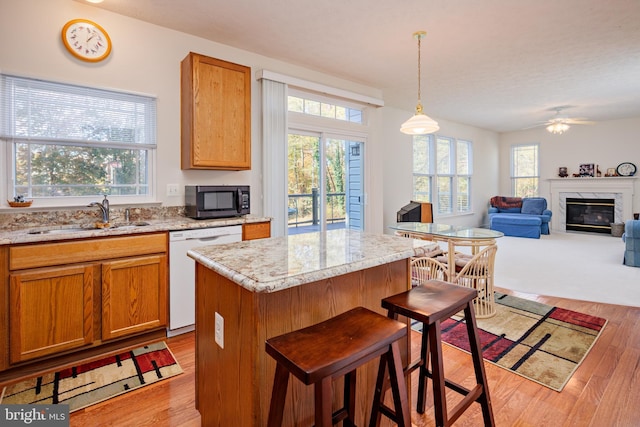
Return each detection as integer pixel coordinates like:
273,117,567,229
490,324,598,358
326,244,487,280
185,185,250,219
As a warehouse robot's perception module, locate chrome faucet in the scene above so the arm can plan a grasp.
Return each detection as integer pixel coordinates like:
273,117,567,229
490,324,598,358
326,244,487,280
88,195,110,223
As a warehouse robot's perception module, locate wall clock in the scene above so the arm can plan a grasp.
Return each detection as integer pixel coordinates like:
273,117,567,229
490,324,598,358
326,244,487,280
616,162,637,177
62,19,112,62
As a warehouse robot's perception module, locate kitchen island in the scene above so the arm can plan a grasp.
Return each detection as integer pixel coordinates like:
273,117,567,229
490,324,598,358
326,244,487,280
188,229,435,426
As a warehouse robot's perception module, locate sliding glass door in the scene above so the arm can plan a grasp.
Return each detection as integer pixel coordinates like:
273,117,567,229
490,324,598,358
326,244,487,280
287,131,364,234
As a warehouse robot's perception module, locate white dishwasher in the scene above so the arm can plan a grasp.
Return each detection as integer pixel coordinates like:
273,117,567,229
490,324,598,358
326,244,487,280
168,225,242,337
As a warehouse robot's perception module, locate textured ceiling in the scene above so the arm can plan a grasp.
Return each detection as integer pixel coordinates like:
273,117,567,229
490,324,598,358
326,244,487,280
86,0,640,132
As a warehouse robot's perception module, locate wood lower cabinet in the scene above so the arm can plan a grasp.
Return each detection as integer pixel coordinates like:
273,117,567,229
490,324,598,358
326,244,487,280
242,221,271,240
2,233,168,376
102,255,167,340
9,265,94,363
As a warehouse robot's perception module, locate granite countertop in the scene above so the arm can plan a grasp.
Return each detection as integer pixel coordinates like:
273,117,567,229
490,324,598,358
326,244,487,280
187,229,437,293
0,215,271,245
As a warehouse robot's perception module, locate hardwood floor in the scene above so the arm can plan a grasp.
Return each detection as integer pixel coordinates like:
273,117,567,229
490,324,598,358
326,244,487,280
69,288,640,426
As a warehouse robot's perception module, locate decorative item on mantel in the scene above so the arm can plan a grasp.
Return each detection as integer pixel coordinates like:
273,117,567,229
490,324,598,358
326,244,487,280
558,167,568,177
578,163,595,177
7,194,32,208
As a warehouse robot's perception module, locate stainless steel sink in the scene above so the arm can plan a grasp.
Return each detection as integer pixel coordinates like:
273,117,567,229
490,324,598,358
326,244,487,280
27,227,95,235
27,222,150,235
110,222,151,229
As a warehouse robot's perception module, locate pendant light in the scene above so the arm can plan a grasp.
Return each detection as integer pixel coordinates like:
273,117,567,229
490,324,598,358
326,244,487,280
400,31,439,135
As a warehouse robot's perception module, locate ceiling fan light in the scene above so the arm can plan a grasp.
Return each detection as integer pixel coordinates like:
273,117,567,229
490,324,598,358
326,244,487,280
547,122,570,134
400,110,440,135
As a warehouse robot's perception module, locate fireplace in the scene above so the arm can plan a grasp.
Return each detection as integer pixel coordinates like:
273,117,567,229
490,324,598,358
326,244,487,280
548,177,636,233
565,198,615,234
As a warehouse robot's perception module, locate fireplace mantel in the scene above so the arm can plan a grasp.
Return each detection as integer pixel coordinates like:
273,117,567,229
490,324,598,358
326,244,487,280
548,177,637,232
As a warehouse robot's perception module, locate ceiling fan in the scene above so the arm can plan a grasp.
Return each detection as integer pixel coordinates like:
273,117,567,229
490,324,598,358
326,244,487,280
524,106,595,134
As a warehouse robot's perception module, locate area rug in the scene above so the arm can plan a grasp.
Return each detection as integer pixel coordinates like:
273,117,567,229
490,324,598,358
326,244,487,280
0,341,183,412
412,292,607,391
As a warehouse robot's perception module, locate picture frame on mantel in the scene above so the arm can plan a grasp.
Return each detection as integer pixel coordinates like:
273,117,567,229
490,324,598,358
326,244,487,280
579,163,594,177
606,168,617,177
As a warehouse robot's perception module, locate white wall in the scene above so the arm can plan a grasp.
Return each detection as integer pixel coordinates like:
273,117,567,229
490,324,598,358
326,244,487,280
0,0,383,217
1,0,501,232
499,117,640,215
381,107,501,233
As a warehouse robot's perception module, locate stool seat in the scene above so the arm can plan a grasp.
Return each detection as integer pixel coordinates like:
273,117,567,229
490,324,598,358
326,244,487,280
266,306,410,427
374,280,495,427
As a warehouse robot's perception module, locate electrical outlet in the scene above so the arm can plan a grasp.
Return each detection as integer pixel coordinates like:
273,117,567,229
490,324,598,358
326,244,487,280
215,312,224,349
166,184,180,197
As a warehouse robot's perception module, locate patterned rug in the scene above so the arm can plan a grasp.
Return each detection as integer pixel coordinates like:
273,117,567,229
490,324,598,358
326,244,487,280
412,292,607,391
0,341,183,412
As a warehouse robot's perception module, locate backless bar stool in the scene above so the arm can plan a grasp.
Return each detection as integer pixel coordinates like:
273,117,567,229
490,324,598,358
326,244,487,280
265,306,411,427
372,279,495,427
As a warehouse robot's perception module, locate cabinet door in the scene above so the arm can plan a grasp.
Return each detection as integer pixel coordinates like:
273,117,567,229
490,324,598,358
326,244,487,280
10,266,94,363
181,52,251,170
102,255,168,340
242,221,271,240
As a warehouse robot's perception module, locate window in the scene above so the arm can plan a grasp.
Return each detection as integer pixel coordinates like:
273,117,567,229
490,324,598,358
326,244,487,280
511,144,539,197
413,135,472,215
288,92,364,124
1,74,156,202
286,90,367,234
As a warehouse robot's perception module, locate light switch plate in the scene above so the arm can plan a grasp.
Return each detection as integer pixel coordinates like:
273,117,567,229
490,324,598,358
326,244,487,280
215,312,224,349
167,184,180,197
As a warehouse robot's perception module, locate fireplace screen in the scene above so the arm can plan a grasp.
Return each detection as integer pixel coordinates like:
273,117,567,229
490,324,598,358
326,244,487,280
565,198,615,234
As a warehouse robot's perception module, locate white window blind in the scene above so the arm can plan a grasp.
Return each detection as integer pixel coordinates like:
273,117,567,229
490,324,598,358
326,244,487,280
1,74,156,199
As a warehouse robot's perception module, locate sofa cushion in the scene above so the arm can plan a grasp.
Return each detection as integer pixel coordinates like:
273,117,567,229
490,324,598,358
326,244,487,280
521,197,547,215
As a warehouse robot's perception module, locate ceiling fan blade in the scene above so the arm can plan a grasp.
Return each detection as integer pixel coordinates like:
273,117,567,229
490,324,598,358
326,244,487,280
521,123,546,130
565,119,595,125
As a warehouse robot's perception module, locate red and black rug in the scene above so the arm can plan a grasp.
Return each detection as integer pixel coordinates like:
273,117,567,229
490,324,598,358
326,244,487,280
412,292,607,391
0,341,183,412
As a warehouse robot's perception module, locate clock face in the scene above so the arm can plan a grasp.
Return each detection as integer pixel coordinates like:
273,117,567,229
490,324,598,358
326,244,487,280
62,19,112,62
616,162,637,177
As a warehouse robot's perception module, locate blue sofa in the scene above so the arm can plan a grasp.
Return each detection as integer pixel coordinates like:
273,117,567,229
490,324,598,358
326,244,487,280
623,220,640,267
488,196,552,239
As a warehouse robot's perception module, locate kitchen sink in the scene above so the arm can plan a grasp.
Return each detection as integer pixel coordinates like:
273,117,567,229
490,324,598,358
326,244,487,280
27,222,150,235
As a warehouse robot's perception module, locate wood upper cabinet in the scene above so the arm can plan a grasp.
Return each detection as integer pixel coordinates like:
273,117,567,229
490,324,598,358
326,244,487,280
102,255,167,341
181,52,251,170
9,265,94,363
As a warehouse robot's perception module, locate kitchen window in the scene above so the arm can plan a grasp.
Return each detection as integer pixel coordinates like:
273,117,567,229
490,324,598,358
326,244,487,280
0,74,156,205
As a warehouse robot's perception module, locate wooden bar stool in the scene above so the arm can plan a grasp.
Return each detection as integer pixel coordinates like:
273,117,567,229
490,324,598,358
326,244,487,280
265,306,411,427
372,279,495,427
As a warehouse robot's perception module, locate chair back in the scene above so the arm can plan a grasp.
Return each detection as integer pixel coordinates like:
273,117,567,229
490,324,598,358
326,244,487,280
411,256,448,285
451,244,498,317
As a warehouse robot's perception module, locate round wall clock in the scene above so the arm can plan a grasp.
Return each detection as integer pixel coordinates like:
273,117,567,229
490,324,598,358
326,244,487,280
616,162,637,177
62,19,112,62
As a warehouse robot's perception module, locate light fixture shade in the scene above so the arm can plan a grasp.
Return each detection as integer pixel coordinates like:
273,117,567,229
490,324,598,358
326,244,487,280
400,112,439,135
546,122,570,134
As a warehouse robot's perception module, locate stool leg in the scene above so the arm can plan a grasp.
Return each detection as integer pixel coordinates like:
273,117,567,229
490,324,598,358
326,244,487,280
315,376,333,427
387,341,411,427
416,321,431,414
267,363,290,427
369,353,388,427
464,303,496,427
429,319,447,427
343,370,357,427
